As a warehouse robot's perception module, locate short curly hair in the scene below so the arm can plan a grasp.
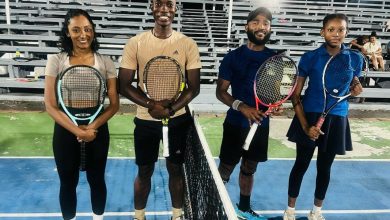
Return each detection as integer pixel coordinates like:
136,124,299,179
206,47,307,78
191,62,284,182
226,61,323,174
59,9,99,56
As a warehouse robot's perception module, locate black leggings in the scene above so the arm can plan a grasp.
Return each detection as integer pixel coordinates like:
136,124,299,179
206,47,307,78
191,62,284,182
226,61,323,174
53,123,109,219
288,145,336,200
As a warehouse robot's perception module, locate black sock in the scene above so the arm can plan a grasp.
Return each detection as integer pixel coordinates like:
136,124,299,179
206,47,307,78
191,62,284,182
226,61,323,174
238,194,250,211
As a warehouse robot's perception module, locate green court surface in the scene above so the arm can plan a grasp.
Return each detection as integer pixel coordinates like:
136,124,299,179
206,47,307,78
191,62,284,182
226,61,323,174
0,112,389,159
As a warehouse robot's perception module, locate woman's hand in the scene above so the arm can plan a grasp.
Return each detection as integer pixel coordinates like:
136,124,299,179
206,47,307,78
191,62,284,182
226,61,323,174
350,76,363,97
77,125,97,142
304,125,324,141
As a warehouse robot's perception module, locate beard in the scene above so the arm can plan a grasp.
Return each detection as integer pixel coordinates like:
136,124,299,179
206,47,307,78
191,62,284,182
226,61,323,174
246,30,271,45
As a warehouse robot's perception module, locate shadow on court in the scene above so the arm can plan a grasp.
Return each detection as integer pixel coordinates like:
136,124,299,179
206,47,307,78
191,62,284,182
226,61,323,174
225,159,390,220
0,158,389,220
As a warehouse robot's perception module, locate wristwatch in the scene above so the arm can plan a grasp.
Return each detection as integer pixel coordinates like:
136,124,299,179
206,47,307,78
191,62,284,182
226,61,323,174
168,106,175,116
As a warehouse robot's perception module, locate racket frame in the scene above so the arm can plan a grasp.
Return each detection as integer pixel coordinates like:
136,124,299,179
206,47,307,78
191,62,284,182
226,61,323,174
243,55,298,150
350,49,369,87
315,49,363,129
143,56,185,157
57,65,106,171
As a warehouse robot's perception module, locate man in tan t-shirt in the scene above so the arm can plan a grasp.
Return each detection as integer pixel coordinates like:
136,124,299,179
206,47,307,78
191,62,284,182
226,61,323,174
118,0,201,219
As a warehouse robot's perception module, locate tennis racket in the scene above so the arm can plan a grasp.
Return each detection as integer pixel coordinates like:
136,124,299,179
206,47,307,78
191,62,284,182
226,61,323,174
315,49,366,130
242,55,298,150
57,65,106,171
143,56,185,157
354,49,369,87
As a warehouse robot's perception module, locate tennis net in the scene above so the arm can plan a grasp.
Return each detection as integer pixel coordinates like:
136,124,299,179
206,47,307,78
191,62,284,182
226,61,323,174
183,114,237,220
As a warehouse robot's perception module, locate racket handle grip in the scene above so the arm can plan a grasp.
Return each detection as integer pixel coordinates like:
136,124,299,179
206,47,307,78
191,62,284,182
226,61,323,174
79,141,86,172
162,126,170,157
315,116,325,129
243,123,259,151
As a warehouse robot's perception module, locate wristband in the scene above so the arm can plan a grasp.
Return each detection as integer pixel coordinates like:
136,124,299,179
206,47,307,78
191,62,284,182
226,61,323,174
232,99,242,111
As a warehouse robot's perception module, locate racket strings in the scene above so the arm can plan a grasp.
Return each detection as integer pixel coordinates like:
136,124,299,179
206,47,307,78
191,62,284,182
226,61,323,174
352,50,369,78
325,54,354,97
145,58,182,101
255,56,297,105
61,67,104,108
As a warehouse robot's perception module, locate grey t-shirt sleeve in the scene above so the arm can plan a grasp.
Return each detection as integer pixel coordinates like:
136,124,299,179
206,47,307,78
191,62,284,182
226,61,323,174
44,53,66,77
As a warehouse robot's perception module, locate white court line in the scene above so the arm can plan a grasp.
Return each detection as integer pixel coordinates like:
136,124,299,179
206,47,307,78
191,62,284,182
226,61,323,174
0,156,54,159
268,158,390,162
1,209,390,218
0,211,170,217
0,156,135,159
256,209,390,214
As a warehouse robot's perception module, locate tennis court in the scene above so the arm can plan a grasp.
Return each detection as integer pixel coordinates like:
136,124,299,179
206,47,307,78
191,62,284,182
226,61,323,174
0,158,389,220
0,112,389,219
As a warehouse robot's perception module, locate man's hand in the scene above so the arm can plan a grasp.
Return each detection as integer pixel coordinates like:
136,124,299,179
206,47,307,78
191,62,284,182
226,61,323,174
238,103,267,124
148,102,170,119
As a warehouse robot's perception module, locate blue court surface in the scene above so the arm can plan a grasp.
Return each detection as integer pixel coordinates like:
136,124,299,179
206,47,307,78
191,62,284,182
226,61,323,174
0,158,389,220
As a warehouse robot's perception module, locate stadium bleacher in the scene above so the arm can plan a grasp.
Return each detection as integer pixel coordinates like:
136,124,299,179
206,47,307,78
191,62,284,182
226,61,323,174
0,0,389,101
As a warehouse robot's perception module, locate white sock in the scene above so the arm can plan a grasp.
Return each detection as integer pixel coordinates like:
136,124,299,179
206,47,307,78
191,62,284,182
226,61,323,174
134,208,145,220
69,217,76,220
312,205,322,212
172,207,183,219
93,213,103,220
287,206,295,211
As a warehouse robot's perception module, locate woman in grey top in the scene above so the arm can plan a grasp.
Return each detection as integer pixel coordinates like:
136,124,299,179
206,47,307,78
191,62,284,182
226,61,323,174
44,9,119,220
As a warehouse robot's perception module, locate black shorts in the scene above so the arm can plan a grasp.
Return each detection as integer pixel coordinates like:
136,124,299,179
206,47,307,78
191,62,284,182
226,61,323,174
219,121,269,165
286,112,352,155
134,113,192,166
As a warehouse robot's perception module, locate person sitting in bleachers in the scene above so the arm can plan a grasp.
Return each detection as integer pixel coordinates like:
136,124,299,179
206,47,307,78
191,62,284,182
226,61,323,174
363,31,385,71
350,35,368,52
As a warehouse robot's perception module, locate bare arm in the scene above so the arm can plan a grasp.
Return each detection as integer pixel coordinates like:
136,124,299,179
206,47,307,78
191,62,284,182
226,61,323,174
118,67,154,108
362,48,369,55
170,68,200,112
86,78,119,130
349,39,363,50
375,46,382,56
362,43,369,55
291,76,322,140
350,76,363,97
119,67,172,119
216,78,265,124
215,78,234,107
44,76,96,142
147,68,201,119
